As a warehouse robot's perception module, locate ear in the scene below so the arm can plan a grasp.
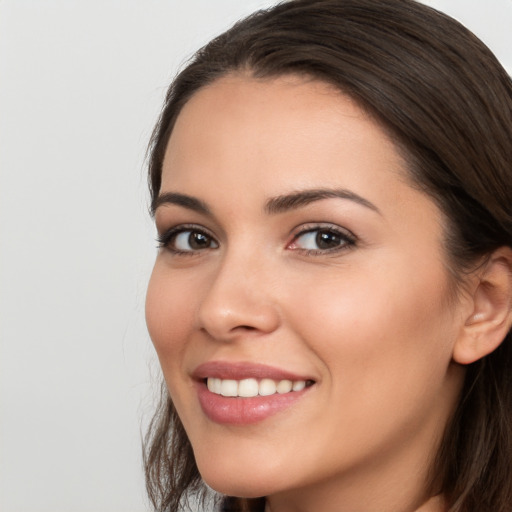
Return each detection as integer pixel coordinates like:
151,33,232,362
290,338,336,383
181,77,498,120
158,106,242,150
453,247,512,365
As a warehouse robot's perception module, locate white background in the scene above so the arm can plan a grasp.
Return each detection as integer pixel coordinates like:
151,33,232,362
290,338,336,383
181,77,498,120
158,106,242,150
1,1,511,511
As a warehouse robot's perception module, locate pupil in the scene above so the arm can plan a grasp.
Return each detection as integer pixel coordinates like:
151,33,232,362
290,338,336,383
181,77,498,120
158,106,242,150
316,231,340,249
189,232,209,249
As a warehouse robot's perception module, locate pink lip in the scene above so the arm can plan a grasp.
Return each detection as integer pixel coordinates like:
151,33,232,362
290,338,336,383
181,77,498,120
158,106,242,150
193,361,313,381
192,361,315,425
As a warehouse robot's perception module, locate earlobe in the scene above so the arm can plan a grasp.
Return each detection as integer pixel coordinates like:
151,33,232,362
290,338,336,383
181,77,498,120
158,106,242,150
453,247,512,365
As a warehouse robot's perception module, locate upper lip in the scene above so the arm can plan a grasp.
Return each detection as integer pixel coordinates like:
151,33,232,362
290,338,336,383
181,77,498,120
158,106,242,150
192,361,314,382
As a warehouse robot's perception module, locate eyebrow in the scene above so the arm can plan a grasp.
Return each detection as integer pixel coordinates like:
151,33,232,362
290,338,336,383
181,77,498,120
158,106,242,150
152,192,211,216
152,187,380,217
264,188,381,215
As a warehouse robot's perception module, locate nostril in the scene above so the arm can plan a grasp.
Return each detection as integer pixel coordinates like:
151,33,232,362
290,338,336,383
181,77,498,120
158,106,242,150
198,296,280,339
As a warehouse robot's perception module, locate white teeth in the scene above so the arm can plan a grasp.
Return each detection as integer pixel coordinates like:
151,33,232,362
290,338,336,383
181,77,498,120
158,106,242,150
206,377,309,397
276,379,293,394
238,378,259,398
220,379,238,397
259,378,277,396
207,377,222,394
292,380,306,392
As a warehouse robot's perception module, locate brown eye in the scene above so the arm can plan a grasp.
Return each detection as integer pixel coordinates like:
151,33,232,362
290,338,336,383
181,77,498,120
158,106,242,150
185,232,212,250
315,230,344,250
166,229,219,253
290,227,355,253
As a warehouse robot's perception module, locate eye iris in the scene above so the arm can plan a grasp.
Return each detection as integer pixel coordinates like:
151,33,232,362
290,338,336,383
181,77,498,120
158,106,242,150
316,230,341,249
189,231,210,250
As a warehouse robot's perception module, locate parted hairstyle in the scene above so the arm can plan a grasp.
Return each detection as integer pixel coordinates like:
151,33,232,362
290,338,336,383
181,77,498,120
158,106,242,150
144,1,512,511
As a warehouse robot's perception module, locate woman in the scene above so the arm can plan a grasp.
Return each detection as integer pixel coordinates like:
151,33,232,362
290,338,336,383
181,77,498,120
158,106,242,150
143,1,512,511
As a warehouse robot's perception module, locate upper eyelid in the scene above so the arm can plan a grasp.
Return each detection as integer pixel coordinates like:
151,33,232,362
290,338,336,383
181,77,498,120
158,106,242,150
287,224,358,252
157,224,219,247
156,222,358,249
157,223,216,237
290,222,356,239
155,216,225,241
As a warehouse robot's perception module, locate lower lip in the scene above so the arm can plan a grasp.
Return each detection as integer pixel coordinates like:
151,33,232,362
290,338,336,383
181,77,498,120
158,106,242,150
196,381,311,425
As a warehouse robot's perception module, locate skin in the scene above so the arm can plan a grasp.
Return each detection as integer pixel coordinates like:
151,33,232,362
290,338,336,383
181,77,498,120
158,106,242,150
145,74,472,512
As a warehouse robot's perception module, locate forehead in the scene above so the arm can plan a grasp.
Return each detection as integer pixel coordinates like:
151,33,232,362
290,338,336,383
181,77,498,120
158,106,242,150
162,74,407,195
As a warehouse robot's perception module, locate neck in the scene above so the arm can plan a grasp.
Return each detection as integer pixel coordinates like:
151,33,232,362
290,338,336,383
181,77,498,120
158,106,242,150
415,495,446,512
265,494,446,512
262,442,445,512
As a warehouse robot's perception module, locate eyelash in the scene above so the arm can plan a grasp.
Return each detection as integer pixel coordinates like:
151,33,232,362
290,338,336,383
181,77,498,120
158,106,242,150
156,223,357,256
157,224,218,256
288,223,357,255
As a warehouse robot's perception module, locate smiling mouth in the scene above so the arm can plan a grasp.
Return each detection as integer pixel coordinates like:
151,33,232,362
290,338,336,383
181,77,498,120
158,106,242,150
205,377,315,398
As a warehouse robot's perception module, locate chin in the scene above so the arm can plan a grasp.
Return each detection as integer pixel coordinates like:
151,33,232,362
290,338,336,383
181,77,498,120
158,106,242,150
201,474,269,499
197,457,286,498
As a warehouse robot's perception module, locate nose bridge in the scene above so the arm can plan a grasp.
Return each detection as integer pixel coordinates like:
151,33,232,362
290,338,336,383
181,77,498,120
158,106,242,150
197,244,280,339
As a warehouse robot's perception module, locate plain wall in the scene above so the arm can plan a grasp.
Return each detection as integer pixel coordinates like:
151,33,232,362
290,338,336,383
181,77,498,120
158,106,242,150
1,1,511,511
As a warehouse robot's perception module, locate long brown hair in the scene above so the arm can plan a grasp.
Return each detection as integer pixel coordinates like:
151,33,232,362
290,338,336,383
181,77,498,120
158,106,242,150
144,1,512,511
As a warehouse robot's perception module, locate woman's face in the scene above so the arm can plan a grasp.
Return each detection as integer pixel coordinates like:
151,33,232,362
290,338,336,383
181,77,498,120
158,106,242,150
146,75,468,508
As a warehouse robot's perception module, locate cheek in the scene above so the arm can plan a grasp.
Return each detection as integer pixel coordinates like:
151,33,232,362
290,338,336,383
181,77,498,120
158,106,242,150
278,261,461,469
145,264,197,375
286,255,457,402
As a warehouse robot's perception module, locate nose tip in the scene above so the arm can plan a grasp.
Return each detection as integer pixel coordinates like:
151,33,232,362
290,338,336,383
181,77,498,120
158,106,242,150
199,303,280,341
197,264,281,341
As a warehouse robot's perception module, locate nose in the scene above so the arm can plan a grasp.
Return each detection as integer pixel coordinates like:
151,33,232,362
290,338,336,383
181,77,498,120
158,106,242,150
197,252,281,341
